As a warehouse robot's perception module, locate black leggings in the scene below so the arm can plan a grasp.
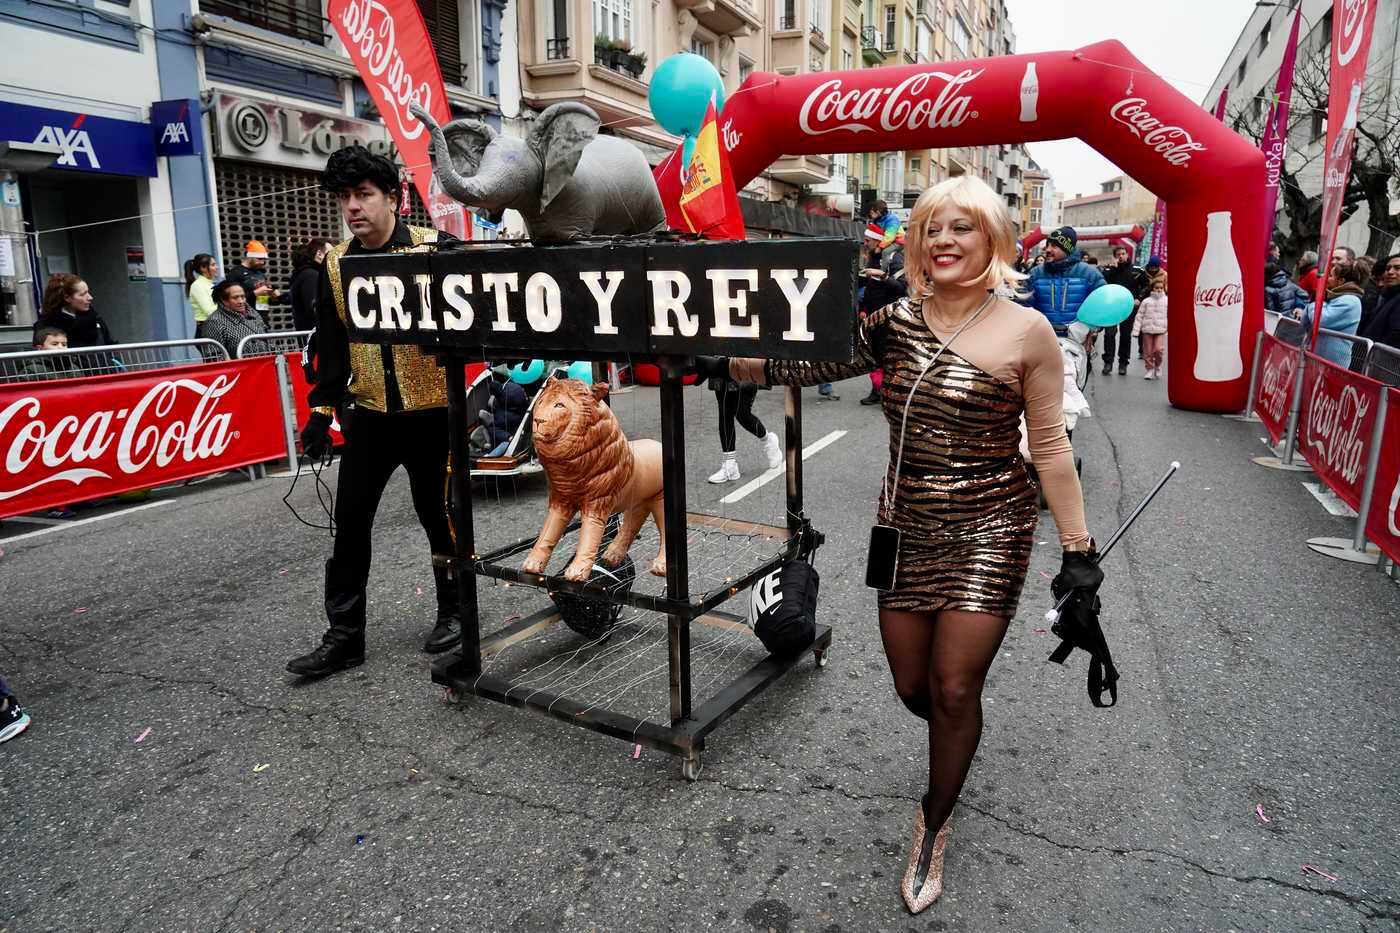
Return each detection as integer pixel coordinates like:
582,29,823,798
715,384,766,452
1102,310,1137,366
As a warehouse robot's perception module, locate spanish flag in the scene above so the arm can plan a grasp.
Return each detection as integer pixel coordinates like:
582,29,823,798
678,97,746,241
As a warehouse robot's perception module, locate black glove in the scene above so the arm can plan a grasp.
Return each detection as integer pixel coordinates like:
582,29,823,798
301,411,333,461
1048,548,1118,707
691,356,731,382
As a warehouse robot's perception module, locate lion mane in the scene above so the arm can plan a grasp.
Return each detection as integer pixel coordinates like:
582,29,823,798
534,379,634,517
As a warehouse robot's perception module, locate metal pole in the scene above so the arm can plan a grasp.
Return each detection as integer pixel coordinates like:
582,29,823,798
1243,330,1264,419
272,353,299,469
784,386,803,537
658,357,691,723
444,355,481,677
1280,348,1308,465
1352,389,1389,553
0,170,37,327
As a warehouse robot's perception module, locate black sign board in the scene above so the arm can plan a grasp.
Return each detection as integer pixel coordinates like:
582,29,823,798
336,238,859,362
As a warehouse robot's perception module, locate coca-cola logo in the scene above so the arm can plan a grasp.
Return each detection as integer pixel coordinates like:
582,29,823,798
1258,346,1297,424
1194,282,1244,308
338,0,435,141
1109,98,1207,167
798,69,981,136
1336,0,1369,66
1303,372,1371,485
0,376,239,501
721,119,741,151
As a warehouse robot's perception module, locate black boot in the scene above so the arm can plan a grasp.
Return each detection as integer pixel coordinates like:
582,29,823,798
287,560,366,678
859,389,881,405
422,564,462,654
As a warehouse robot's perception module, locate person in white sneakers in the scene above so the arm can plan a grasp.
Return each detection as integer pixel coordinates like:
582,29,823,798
706,377,783,483
1133,272,1168,380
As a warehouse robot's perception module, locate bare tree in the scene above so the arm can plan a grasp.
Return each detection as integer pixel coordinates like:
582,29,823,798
1229,48,1400,271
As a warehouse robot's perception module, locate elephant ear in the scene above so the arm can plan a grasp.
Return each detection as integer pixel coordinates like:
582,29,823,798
527,103,599,212
439,118,496,178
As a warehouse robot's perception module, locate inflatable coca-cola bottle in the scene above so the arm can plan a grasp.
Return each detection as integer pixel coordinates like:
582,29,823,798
1193,210,1244,381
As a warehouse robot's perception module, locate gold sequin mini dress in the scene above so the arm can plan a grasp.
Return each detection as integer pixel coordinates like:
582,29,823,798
765,298,1040,618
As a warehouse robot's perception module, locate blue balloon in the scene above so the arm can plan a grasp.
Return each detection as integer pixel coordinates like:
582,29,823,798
649,53,725,138
1077,284,1135,328
508,359,545,385
681,134,697,169
566,360,594,383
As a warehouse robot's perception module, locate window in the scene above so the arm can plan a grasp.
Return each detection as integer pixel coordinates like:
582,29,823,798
777,0,797,30
1252,95,1262,121
910,157,921,172
884,6,896,50
416,0,463,86
1259,19,1270,53
1319,9,1332,51
879,152,901,202
1236,58,1247,88
917,23,931,60
201,0,324,44
546,0,570,59
810,0,826,36
739,57,754,84
690,35,715,62
1030,184,1042,201
948,12,969,56
842,48,853,70
1311,110,1325,143
594,0,632,43
832,153,848,182
904,12,914,50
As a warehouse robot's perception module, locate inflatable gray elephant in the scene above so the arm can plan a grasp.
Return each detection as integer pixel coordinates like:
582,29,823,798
410,102,666,243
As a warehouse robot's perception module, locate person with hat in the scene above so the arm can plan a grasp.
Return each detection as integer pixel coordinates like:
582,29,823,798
1020,226,1105,335
224,240,282,325
1101,245,1152,375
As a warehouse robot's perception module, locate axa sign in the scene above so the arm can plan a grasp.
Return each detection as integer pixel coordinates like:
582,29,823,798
0,100,156,176
151,98,204,157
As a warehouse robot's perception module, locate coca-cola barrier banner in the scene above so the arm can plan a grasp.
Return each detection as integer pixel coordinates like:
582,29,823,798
655,40,1266,413
0,359,286,520
1364,388,1400,563
1253,332,1300,445
1296,352,1383,514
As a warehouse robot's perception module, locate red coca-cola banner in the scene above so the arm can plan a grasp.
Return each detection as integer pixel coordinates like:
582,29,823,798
655,40,1266,414
1253,332,1301,444
0,359,286,519
1364,388,1400,563
1296,352,1383,513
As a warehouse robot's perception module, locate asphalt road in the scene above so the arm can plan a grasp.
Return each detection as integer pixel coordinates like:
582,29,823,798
3,360,1398,932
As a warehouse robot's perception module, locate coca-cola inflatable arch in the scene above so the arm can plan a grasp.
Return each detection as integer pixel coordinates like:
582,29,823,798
1020,223,1145,261
655,40,1264,414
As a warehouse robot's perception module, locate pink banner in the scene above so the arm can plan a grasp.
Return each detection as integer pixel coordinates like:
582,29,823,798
1260,11,1302,250
1297,352,1383,513
1151,198,1168,265
1364,388,1400,563
0,359,287,519
1213,87,1229,121
1253,332,1300,444
1311,0,1380,341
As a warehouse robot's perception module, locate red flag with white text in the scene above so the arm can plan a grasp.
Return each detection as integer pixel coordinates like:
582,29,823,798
677,98,746,241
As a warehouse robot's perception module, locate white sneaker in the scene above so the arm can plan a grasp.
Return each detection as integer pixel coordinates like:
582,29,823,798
1144,370,1153,380
707,457,740,484
763,432,783,470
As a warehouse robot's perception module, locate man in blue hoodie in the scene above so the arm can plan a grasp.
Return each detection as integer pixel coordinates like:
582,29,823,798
1022,226,1106,335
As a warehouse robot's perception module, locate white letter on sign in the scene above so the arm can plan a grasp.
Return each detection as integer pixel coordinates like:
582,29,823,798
347,277,376,328
707,269,760,339
524,273,562,333
481,272,519,332
579,271,624,335
374,275,408,330
413,274,437,330
647,271,698,337
441,274,474,331
772,270,825,342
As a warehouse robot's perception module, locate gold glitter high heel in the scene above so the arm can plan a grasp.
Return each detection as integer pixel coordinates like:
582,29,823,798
900,795,950,914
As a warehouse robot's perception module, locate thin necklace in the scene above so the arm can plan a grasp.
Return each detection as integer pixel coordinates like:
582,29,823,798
920,291,996,331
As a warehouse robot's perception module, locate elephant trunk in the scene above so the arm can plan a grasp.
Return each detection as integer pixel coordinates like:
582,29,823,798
409,103,485,206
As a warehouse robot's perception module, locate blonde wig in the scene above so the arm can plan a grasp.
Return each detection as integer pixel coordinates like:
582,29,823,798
904,175,1026,298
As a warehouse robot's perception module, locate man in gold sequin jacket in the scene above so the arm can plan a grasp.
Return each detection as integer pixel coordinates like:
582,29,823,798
287,145,463,679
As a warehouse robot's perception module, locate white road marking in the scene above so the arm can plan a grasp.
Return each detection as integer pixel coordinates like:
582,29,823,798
1302,482,1358,518
719,430,847,504
0,500,173,543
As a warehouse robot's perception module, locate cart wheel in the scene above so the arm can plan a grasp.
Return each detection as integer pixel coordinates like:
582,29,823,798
443,688,462,705
682,755,702,782
814,647,830,668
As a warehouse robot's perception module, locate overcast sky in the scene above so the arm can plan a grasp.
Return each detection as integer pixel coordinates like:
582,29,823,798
1002,0,1256,201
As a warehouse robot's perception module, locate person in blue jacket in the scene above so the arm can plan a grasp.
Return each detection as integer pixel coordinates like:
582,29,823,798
1301,262,1364,369
1021,227,1106,334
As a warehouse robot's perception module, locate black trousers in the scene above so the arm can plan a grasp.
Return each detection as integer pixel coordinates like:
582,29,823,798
715,384,766,452
1102,310,1138,366
326,407,454,632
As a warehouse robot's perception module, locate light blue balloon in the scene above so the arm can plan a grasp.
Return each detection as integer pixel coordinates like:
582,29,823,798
681,133,697,169
649,53,725,138
508,359,545,385
1077,284,1135,328
566,360,594,383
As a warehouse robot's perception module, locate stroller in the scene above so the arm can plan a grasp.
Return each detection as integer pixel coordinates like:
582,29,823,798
1021,321,1089,508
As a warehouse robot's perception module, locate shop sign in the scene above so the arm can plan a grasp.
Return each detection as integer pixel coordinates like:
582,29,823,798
0,100,156,177
151,99,204,157
212,93,396,171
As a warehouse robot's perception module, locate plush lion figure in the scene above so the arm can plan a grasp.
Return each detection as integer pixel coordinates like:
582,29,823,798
521,379,665,582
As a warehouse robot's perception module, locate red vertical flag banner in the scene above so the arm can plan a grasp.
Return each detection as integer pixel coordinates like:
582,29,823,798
1213,87,1229,121
1365,388,1400,563
677,98,747,241
1150,197,1168,265
1311,0,1380,344
1259,11,1302,250
327,0,465,235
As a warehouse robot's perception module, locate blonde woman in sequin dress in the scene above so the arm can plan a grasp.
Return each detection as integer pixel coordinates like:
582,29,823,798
712,174,1098,913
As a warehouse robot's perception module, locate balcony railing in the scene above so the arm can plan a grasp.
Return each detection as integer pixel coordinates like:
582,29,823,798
777,14,797,30
860,24,878,48
202,0,326,43
594,43,647,79
546,37,570,60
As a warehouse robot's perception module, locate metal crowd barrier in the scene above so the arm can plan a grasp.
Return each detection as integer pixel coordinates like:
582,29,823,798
236,330,313,468
0,339,230,384
1365,342,1400,387
236,330,311,359
0,324,33,354
1274,316,1308,347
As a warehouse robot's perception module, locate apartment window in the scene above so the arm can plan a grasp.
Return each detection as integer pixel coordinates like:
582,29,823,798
884,6,896,50
904,12,914,49
1031,184,1042,201
1258,19,1270,53
879,152,901,202
777,0,797,30
418,0,462,85
1236,58,1246,88
546,0,570,59
201,0,325,43
1311,110,1325,143
948,12,969,56
832,153,848,181
910,157,921,172
1252,95,1262,121
594,0,632,43
810,0,826,36
842,48,853,70
1319,9,1332,51
917,23,931,60
739,57,754,84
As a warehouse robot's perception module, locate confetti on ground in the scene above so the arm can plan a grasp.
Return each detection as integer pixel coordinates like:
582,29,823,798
1255,804,1270,823
253,763,270,773
632,744,642,760
1033,628,1048,635
1301,865,1339,882
415,587,423,595
277,569,288,576
73,608,88,615
134,727,152,744
503,614,522,624
355,834,366,845
1038,570,1054,580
